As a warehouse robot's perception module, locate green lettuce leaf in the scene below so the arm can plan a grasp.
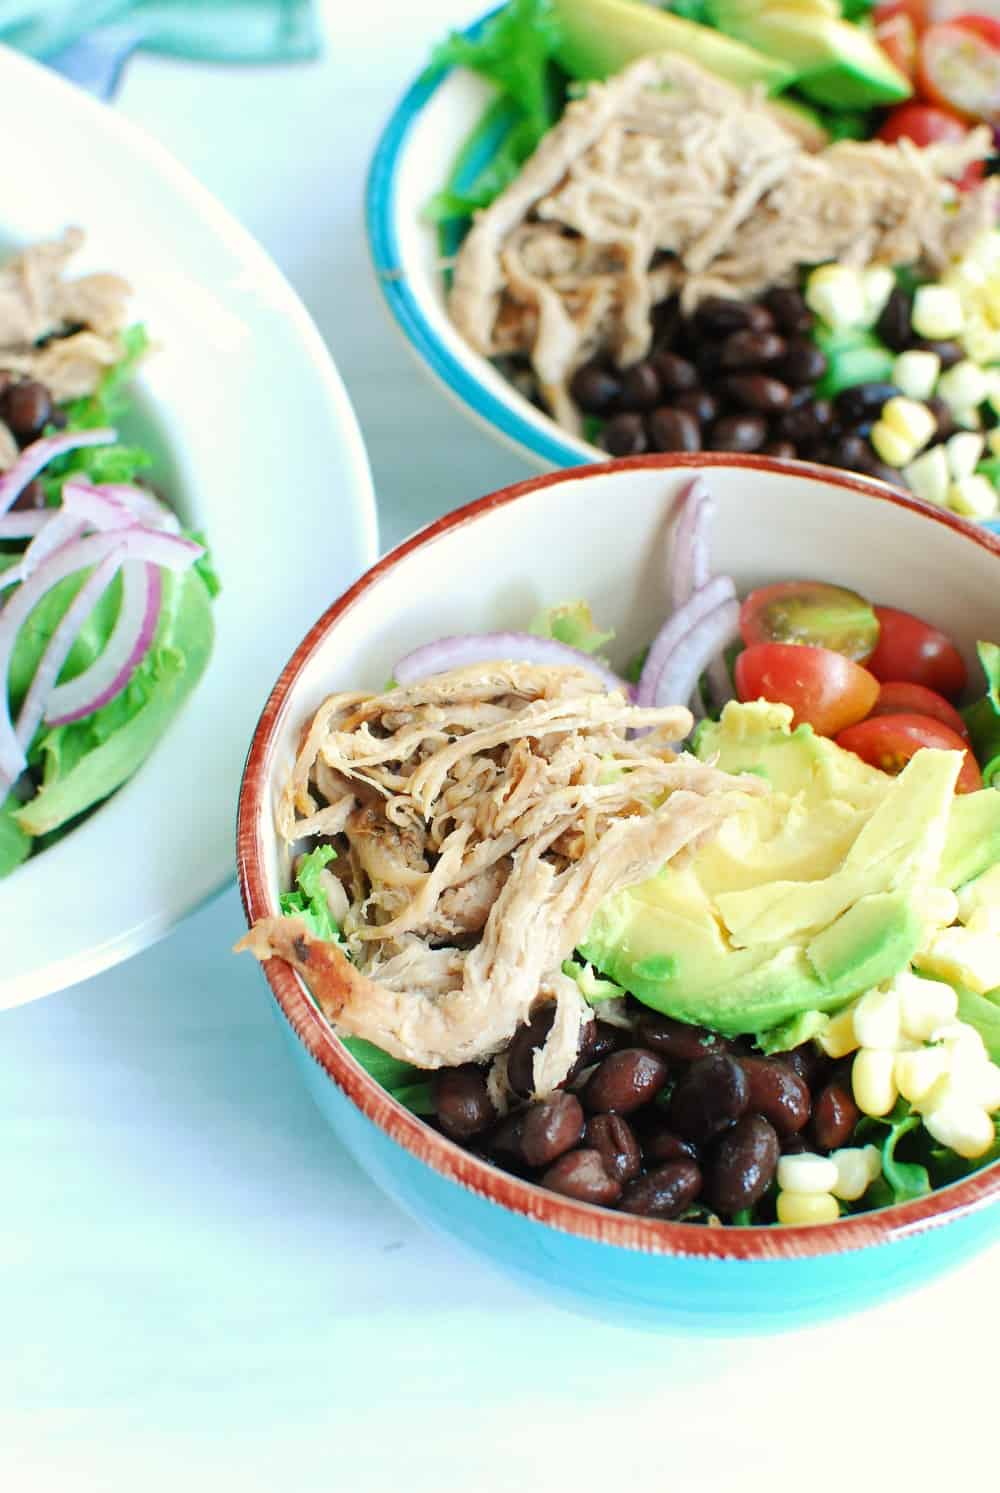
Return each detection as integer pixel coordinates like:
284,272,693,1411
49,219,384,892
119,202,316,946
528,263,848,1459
964,642,1000,787
529,599,614,655
0,790,31,876
857,1101,931,1205
279,843,340,940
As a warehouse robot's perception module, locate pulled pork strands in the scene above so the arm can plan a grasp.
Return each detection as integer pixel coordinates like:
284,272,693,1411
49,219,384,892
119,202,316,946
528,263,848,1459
239,662,765,1092
449,53,996,435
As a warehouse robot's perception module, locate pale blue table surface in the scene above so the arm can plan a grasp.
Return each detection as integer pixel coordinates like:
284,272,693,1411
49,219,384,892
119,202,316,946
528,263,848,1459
3,3,998,1488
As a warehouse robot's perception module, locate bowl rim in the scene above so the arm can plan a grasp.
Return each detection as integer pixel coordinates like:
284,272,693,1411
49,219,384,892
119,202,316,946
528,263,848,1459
238,453,1000,1262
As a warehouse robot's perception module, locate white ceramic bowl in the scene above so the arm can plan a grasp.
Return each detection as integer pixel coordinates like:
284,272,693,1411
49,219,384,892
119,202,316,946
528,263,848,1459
1,45,377,1008
238,455,1000,1330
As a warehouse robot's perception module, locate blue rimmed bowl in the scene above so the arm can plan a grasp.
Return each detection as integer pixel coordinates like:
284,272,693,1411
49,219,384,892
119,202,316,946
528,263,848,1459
238,454,1000,1333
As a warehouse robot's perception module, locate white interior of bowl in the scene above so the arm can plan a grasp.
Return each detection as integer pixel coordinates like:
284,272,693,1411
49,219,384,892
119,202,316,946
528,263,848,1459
253,462,1000,908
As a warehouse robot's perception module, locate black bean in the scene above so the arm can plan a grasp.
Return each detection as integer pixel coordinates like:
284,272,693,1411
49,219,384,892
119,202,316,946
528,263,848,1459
2,379,52,441
764,286,813,336
618,361,661,410
811,1080,861,1153
835,382,900,425
781,1133,813,1156
673,388,719,426
647,406,701,453
640,1121,699,1166
507,1008,556,1098
432,1065,497,1142
651,296,682,346
635,1011,729,1063
10,477,46,512
602,412,647,457
619,1160,702,1218
866,461,906,489
762,440,797,459
707,414,768,452
719,330,787,370
781,1043,828,1090
746,303,777,334
669,1055,750,1145
582,1048,670,1115
737,1056,810,1137
775,405,823,446
488,1111,527,1163
653,350,698,393
695,296,758,336
831,432,877,470
541,1148,622,1205
721,373,793,414
775,339,828,386
876,286,913,351
927,395,957,442
585,1113,641,1184
563,1019,622,1085
706,1115,779,1214
913,338,964,369
696,343,725,380
520,1092,585,1167
569,360,621,415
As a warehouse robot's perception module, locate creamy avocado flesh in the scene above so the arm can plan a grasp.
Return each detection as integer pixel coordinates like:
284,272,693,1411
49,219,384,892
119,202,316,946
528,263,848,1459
580,701,995,1039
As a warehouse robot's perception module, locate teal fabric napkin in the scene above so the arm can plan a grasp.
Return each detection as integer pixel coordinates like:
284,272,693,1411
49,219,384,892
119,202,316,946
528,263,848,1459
1,1,319,67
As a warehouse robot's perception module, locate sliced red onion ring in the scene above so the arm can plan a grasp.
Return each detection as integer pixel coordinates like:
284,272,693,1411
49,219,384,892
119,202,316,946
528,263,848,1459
0,511,50,539
0,526,203,789
1,510,87,592
636,574,736,707
669,477,713,610
45,560,162,726
15,550,124,755
651,597,741,715
62,480,138,532
0,428,117,517
393,631,629,694
98,482,177,528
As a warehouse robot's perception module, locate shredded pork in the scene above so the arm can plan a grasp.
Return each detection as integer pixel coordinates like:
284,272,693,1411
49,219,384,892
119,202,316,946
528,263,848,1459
0,228,132,468
239,662,764,1093
450,55,998,434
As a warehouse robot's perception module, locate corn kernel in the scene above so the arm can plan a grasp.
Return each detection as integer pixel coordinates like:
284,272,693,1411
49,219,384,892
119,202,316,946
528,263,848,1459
853,986,902,1050
920,926,1000,993
948,475,999,519
966,905,1000,935
871,420,919,468
973,1061,1000,1113
931,1019,989,1063
830,1148,877,1202
953,405,984,431
805,264,867,329
945,431,986,480
938,359,989,413
818,1005,859,1059
918,888,959,933
852,1048,898,1117
903,446,950,506
881,397,937,452
923,1099,996,1158
895,1044,951,1104
892,350,941,403
862,266,896,326
895,970,958,1040
912,284,965,340
957,864,1000,927
776,1153,839,1194
777,1191,841,1226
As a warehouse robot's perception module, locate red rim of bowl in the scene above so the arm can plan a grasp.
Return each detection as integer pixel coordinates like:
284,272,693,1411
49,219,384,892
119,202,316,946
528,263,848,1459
237,453,1000,1261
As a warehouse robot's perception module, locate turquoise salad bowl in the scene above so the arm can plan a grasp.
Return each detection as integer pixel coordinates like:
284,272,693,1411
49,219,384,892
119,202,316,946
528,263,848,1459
237,455,1000,1331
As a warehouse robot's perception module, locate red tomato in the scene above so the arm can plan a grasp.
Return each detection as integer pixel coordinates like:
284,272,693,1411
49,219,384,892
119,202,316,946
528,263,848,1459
873,0,928,30
919,19,1000,124
735,643,879,736
835,713,983,792
866,606,968,699
739,580,879,662
876,101,985,188
868,680,970,737
875,12,919,80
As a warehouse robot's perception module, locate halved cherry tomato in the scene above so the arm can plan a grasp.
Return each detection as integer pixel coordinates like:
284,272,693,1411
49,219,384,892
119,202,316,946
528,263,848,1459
865,606,968,699
919,18,1000,125
735,643,879,736
739,581,879,662
835,713,983,792
868,680,970,737
876,102,985,189
875,12,919,80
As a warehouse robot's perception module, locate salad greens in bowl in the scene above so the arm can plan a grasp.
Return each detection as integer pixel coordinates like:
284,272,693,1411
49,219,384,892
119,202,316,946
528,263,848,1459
237,454,1000,1330
369,0,1000,522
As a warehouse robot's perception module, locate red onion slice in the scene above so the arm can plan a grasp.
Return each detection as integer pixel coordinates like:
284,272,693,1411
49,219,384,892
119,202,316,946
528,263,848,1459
45,561,162,726
98,482,178,529
15,550,124,754
636,574,736,707
0,511,50,539
62,480,138,532
1,510,88,592
669,477,714,610
651,597,741,714
0,428,117,517
393,631,629,694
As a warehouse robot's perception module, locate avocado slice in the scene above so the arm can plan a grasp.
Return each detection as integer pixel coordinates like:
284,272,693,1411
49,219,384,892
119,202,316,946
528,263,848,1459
549,0,796,93
939,789,1000,891
706,5,912,107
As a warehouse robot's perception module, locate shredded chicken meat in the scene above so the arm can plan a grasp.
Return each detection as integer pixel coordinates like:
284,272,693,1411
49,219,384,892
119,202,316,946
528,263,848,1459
239,662,765,1094
449,55,998,433
0,228,132,468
